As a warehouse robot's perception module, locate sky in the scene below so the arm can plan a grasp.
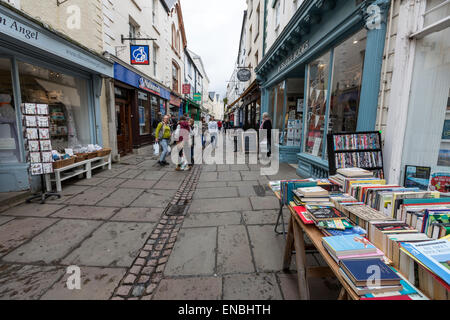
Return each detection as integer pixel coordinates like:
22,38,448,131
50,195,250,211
181,0,247,99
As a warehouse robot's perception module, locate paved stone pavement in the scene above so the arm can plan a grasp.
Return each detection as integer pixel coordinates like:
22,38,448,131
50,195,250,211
0,139,340,300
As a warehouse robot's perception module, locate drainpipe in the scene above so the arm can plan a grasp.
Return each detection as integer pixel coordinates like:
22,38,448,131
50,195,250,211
262,0,268,56
377,0,395,131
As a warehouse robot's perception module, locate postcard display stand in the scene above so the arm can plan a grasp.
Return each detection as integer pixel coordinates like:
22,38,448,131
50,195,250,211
22,103,61,204
327,131,385,178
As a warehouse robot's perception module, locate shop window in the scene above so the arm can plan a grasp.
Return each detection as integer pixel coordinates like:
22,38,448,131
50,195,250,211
152,0,158,26
282,78,304,147
138,92,150,136
0,58,20,163
153,44,158,77
304,52,330,158
17,61,91,151
328,28,367,134
438,89,450,167
268,87,276,121
151,95,160,130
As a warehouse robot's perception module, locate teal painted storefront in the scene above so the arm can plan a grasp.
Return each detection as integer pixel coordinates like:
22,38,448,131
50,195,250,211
256,0,390,178
0,4,113,192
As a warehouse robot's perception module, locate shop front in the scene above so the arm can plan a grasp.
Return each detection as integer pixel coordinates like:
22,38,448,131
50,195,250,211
169,93,183,121
185,98,200,121
0,5,113,192
113,62,170,155
256,0,390,175
241,81,261,130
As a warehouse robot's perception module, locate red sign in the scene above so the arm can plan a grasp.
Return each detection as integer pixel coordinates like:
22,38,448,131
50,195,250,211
170,94,182,107
182,84,191,94
429,173,450,192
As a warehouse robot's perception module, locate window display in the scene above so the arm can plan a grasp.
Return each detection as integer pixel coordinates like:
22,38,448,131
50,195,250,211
275,81,285,130
138,92,151,136
305,52,330,157
282,78,304,147
18,61,91,152
438,89,450,167
328,29,366,133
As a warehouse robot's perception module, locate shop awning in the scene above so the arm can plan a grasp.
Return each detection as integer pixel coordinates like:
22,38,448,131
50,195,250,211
228,80,258,108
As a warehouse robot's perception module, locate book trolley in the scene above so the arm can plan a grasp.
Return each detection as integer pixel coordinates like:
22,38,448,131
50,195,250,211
327,131,384,178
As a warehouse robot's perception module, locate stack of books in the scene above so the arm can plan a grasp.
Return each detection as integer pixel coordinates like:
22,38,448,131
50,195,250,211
322,234,384,264
329,168,376,192
293,186,330,206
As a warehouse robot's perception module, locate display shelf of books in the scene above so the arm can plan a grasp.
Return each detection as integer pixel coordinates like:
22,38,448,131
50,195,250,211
327,131,384,178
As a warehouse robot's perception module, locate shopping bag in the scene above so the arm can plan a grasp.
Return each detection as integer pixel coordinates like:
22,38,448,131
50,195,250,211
153,142,160,155
260,139,268,153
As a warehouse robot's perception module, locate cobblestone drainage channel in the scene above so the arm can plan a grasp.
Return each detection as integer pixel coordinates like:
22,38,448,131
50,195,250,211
110,165,202,300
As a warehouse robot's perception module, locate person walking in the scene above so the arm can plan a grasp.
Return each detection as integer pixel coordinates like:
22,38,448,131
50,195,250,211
261,112,273,157
188,118,197,170
218,120,222,133
155,115,171,166
174,116,191,171
208,116,219,149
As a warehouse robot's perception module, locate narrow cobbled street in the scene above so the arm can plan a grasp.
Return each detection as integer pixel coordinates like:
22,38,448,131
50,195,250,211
0,137,339,300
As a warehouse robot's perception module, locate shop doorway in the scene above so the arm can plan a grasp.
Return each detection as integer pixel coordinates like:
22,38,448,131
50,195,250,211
116,99,133,156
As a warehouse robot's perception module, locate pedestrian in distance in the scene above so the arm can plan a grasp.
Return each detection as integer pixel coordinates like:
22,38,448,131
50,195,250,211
188,118,197,170
208,116,219,149
155,115,171,166
261,112,273,157
174,116,191,171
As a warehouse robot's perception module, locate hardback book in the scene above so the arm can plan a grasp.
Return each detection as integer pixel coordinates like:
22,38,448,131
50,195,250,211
307,206,346,221
325,226,368,237
296,186,329,197
386,233,431,267
322,234,377,256
292,206,315,225
369,221,418,252
337,167,374,178
338,269,403,296
340,258,402,287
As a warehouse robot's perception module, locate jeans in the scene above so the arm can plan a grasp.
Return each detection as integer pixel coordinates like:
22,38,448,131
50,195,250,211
159,139,169,162
211,134,217,148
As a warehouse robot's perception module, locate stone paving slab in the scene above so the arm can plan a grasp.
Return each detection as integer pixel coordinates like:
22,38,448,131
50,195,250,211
218,172,242,181
46,185,91,204
247,225,289,272
0,216,14,226
223,273,282,300
164,227,216,276
97,188,144,208
2,204,65,217
0,218,57,256
240,171,264,181
183,212,242,227
140,171,166,181
237,185,258,197
98,178,128,188
189,198,252,213
230,164,250,171
65,187,117,206
150,180,181,190
41,267,127,300
161,171,190,181
110,208,164,223
193,187,238,199
74,177,108,186
51,206,118,220
202,165,217,172
3,219,102,264
62,222,155,267
130,190,176,208
199,172,218,182
153,277,222,300
94,167,129,178
227,180,260,187
216,164,230,172
243,209,290,225
249,196,279,210
217,225,254,274
196,181,227,189
276,273,300,300
0,264,65,300
119,179,157,189
117,169,145,179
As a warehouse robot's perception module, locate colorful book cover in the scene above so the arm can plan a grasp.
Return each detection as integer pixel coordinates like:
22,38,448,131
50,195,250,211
401,239,450,285
292,206,314,225
341,259,401,283
327,226,367,237
323,235,376,254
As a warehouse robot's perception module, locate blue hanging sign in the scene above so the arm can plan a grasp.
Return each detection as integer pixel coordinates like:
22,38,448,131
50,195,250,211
130,45,150,65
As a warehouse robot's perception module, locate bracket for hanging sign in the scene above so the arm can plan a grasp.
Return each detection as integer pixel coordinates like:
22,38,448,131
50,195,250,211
121,35,157,44
56,0,70,6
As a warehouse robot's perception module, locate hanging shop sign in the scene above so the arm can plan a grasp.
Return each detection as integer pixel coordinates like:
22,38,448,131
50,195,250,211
170,94,182,107
237,68,251,82
130,45,150,65
277,40,309,73
193,93,202,102
183,84,191,95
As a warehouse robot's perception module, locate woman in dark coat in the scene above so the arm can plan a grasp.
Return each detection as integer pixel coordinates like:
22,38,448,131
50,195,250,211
260,112,272,157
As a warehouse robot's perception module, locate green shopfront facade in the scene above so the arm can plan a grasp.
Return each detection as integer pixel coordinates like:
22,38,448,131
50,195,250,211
0,4,113,192
256,0,390,178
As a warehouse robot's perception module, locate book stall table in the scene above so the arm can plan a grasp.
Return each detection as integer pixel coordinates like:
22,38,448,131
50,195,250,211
44,153,112,192
270,185,360,300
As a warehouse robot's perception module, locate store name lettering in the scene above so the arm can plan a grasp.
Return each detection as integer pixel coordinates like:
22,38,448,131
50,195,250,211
0,15,39,40
139,77,161,95
277,41,309,73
